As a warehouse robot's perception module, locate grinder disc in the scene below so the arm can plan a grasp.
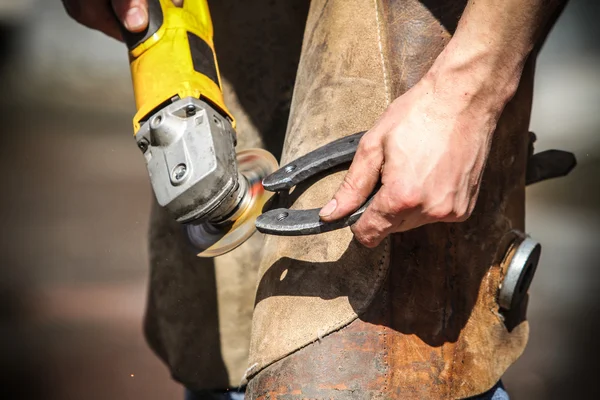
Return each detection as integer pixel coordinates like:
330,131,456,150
187,149,279,258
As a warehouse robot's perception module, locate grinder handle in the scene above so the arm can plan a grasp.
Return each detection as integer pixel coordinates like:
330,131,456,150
116,0,235,133
115,0,166,51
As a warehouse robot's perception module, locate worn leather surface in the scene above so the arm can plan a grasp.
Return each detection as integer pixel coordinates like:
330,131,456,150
247,0,551,398
246,0,392,382
143,0,308,390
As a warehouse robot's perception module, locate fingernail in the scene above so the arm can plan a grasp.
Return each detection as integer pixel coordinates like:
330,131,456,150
319,199,337,217
124,7,147,31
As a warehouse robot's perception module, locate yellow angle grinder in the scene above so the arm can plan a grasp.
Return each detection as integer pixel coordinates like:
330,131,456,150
120,0,278,257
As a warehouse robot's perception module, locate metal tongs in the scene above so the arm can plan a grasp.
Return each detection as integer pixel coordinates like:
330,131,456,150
256,131,577,236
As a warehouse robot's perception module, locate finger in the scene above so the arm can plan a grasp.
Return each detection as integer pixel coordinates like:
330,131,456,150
62,0,81,21
112,0,149,32
349,186,399,248
319,132,384,222
63,0,122,40
350,184,426,248
173,0,184,6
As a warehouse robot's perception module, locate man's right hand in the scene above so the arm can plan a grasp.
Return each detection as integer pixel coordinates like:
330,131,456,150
62,0,183,41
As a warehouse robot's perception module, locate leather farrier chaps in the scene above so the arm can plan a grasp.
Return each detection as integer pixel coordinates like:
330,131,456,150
143,0,565,397
246,1,563,399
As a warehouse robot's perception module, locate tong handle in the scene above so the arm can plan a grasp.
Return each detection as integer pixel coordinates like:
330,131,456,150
262,131,366,192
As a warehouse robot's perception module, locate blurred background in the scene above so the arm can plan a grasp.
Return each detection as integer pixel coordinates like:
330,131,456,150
0,0,597,399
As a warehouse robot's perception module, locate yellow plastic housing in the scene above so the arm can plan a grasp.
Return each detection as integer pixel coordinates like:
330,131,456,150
128,0,233,133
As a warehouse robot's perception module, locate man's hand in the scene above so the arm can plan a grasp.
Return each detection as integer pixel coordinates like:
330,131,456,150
320,0,566,248
62,0,183,40
320,62,506,248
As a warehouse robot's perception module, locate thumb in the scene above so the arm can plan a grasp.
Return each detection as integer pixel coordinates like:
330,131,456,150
112,0,149,32
320,133,383,221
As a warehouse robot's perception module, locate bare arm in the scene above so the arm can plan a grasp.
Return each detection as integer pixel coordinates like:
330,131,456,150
321,0,568,247
434,0,565,105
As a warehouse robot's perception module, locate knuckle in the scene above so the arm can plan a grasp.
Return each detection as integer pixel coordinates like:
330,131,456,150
427,200,472,222
398,186,421,210
454,214,469,223
361,238,379,248
354,231,379,248
454,204,472,222
358,140,377,157
358,133,379,153
356,140,382,171
386,195,407,215
340,174,362,196
427,203,454,221
352,215,391,248
376,187,419,216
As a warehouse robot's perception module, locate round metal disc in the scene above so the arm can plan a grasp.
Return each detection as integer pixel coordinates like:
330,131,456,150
187,149,278,258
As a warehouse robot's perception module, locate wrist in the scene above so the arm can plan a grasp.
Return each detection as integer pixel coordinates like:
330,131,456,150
425,36,526,113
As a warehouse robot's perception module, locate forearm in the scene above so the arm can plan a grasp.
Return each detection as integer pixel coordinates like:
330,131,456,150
427,0,567,110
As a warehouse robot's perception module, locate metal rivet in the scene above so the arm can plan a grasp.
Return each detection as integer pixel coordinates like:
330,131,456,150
172,164,188,182
186,105,196,117
137,139,149,153
277,212,289,221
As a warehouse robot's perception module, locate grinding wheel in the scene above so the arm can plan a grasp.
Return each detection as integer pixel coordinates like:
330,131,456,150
187,149,279,257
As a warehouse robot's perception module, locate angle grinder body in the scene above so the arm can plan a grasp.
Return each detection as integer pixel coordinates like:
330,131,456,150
121,0,277,257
